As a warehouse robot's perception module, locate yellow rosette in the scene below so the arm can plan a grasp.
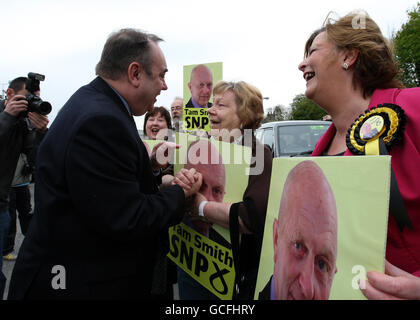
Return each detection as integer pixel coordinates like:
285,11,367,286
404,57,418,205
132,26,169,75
346,103,412,232
346,103,406,156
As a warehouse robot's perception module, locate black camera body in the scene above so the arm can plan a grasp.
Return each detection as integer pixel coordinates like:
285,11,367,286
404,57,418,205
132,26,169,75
25,93,52,116
25,72,52,115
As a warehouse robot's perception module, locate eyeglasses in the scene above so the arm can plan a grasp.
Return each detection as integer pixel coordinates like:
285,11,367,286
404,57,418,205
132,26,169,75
171,106,182,111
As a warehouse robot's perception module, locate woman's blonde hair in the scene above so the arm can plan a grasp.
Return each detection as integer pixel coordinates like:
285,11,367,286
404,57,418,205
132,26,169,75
304,11,403,98
213,80,264,130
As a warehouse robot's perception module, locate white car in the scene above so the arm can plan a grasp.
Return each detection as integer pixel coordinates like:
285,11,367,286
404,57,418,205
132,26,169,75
256,120,331,157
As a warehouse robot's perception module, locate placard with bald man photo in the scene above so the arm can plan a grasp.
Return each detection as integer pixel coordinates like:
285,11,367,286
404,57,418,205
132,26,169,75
168,133,252,300
182,62,223,133
255,156,391,300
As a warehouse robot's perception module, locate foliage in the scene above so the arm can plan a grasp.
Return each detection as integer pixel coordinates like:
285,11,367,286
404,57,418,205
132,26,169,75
263,104,288,123
289,94,327,120
394,3,420,87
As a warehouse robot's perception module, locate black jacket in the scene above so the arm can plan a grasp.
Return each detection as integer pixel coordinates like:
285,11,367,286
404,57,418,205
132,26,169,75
258,276,272,300
8,77,186,299
185,98,212,108
0,100,43,211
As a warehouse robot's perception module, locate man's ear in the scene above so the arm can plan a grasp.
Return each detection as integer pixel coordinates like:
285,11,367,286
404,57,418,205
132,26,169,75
6,88,15,99
127,62,143,88
187,81,192,92
343,47,359,69
273,218,279,263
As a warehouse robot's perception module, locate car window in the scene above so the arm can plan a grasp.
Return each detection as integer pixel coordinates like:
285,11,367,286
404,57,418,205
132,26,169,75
263,128,275,153
255,129,263,143
277,124,329,156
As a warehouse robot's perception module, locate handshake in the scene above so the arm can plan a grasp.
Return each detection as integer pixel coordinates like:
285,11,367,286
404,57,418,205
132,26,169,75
172,168,202,198
148,141,202,198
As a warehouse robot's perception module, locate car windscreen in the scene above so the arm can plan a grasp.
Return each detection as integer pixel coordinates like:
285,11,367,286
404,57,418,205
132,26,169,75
277,124,330,156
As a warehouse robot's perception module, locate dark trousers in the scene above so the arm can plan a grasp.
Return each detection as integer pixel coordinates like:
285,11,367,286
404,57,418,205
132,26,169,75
177,267,219,300
3,185,32,255
0,209,11,298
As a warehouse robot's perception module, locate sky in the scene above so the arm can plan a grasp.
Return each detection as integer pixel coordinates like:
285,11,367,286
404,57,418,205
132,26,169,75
1,0,418,130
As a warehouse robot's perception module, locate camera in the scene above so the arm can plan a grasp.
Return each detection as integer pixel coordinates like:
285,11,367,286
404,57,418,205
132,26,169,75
24,72,52,115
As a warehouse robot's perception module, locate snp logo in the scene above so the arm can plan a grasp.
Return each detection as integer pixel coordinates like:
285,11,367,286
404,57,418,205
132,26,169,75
51,265,66,290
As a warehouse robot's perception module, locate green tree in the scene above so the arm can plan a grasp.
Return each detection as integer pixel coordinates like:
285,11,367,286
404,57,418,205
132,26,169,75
289,94,327,120
394,3,420,87
262,113,275,123
273,105,287,121
263,104,288,123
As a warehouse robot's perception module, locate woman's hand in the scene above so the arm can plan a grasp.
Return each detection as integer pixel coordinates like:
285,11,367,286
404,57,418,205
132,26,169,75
193,192,207,215
361,260,420,300
187,192,213,236
150,142,178,171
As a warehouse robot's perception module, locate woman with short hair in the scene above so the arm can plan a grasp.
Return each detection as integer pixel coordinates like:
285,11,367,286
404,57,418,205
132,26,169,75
143,106,172,140
176,80,273,299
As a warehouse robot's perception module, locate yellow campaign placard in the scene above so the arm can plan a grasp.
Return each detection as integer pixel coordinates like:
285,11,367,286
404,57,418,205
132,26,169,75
183,107,210,131
173,132,252,243
255,156,390,300
169,132,252,298
168,222,235,300
142,139,164,156
182,62,223,133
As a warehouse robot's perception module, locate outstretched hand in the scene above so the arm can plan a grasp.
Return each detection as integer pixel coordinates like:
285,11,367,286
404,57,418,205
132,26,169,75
150,141,179,171
361,260,420,300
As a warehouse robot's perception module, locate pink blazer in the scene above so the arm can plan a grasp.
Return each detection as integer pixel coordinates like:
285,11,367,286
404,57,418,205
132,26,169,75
312,87,420,276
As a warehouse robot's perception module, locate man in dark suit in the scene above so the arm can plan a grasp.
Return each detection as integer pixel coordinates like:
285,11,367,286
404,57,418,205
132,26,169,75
8,28,202,300
185,64,213,108
258,276,272,300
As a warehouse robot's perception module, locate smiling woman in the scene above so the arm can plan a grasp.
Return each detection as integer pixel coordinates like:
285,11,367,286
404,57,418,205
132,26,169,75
143,106,172,140
299,11,420,300
177,80,273,300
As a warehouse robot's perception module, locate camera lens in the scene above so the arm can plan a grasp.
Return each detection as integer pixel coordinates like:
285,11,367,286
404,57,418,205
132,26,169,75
37,101,52,115
26,94,52,115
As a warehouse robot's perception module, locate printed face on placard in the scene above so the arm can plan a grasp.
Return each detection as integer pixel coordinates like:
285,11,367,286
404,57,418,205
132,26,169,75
188,65,213,107
272,160,338,300
255,156,391,300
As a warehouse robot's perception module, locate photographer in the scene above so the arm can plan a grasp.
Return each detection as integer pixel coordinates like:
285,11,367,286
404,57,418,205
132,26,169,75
0,76,48,298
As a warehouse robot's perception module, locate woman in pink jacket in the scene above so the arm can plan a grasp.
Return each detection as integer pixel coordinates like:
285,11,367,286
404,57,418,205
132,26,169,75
298,11,420,299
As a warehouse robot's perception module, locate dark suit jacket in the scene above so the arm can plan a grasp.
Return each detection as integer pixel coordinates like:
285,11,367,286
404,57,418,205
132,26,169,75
258,276,272,300
185,98,212,108
8,77,186,300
